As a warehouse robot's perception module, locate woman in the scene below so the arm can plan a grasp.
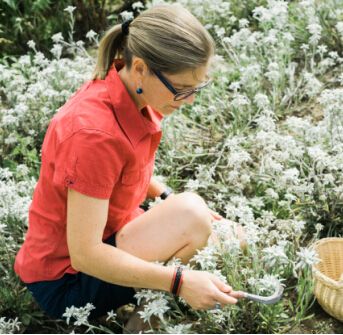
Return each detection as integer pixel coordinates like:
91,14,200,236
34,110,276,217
14,3,244,323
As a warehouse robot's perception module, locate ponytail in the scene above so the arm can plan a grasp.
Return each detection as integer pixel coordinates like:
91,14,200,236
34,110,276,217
92,24,126,80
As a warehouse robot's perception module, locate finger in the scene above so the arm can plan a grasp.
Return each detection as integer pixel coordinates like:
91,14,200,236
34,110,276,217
227,290,245,299
209,209,223,220
210,274,232,291
215,290,238,305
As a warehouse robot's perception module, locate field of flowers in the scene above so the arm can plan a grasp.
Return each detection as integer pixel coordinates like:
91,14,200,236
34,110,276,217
0,0,343,333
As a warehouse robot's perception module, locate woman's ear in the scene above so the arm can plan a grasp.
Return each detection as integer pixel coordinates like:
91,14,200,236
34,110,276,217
131,56,149,80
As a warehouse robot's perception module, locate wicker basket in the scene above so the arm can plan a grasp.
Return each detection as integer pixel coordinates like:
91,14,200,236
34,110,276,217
311,238,343,322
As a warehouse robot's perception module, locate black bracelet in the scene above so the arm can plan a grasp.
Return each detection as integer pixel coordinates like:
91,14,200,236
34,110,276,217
159,187,173,200
171,266,183,296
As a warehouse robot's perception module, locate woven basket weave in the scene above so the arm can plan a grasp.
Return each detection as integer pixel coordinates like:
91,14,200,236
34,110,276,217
311,238,343,322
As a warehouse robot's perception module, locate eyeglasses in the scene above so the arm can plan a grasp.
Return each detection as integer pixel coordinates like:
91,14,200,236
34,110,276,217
151,69,212,101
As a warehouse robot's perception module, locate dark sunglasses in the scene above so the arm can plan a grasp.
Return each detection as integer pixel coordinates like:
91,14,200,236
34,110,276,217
151,69,212,101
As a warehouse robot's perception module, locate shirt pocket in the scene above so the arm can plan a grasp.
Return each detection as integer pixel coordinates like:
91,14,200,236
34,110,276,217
112,167,148,212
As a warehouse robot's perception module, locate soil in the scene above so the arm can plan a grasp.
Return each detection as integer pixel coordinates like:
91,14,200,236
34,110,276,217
288,301,343,334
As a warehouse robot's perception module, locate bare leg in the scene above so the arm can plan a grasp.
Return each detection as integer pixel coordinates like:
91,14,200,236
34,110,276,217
115,192,213,264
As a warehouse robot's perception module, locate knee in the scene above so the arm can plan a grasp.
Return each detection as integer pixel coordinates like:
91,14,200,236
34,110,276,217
174,192,212,237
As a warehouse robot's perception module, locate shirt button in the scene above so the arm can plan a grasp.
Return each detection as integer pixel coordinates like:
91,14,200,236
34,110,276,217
65,177,74,185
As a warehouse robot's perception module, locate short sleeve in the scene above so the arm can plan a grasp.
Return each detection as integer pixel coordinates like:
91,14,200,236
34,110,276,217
53,129,125,199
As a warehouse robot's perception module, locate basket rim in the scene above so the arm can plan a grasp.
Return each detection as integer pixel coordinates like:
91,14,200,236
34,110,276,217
311,237,343,289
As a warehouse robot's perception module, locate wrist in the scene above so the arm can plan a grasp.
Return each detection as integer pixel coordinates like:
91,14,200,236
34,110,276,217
159,187,174,200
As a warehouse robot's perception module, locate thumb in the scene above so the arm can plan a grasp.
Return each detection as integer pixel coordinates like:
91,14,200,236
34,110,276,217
209,208,223,220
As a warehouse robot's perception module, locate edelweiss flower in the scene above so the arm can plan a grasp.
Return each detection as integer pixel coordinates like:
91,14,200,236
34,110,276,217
64,6,76,14
138,298,170,323
295,247,320,269
165,323,193,334
62,303,95,326
263,245,289,267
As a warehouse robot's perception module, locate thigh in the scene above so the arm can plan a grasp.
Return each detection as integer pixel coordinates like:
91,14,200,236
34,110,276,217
115,192,212,262
26,234,136,320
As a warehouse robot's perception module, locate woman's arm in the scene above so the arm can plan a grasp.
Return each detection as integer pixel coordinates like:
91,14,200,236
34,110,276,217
146,176,169,200
67,188,173,291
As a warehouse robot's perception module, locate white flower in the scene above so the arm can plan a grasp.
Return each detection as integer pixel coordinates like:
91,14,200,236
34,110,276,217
76,40,85,47
16,164,29,176
27,40,36,50
64,6,76,14
0,223,7,234
263,245,289,267
215,26,226,38
291,220,306,234
33,52,46,66
230,94,250,109
254,93,270,109
317,44,327,55
229,81,241,92
281,168,300,184
315,224,324,233
191,245,218,270
17,55,31,66
227,150,251,168
295,247,320,269
0,317,21,334
307,23,322,45
120,10,134,21
134,289,169,306
254,112,276,131
303,72,322,97
51,44,63,59
132,1,145,10
252,1,288,28
185,178,201,191
85,29,97,40
239,18,249,28
52,32,64,43
106,310,117,322
265,62,280,82
265,188,279,200
283,32,294,42
301,43,310,52
164,323,193,334
249,197,264,209
335,22,343,37
138,298,170,323
257,275,284,294
62,303,95,326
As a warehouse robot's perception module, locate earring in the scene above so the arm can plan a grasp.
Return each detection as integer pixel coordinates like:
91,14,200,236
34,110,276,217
136,87,143,94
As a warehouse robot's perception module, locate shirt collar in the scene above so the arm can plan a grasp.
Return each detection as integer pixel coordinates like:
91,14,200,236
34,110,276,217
105,59,163,149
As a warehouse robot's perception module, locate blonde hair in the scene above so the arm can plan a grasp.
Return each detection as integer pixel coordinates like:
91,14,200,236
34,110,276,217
93,3,215,80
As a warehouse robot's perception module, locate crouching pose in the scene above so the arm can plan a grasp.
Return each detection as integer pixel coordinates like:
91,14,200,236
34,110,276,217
14,3,245,324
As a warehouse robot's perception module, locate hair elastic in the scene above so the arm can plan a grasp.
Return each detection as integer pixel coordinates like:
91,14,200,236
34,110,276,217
121,19,133,36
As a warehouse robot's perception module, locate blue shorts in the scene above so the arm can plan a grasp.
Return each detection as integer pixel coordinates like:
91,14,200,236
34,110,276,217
26,234,137,320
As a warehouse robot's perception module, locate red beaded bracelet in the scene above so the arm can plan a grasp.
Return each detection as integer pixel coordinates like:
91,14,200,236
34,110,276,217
170,266,184,296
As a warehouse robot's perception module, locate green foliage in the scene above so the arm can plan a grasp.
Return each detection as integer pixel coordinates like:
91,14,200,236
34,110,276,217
0,0,110,57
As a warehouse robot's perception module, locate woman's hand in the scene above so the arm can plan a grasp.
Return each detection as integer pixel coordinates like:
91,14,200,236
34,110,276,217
178,269,244,310
208,208,223,221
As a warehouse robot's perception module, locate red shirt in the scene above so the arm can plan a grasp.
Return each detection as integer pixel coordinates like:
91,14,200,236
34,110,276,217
14,59,163,283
